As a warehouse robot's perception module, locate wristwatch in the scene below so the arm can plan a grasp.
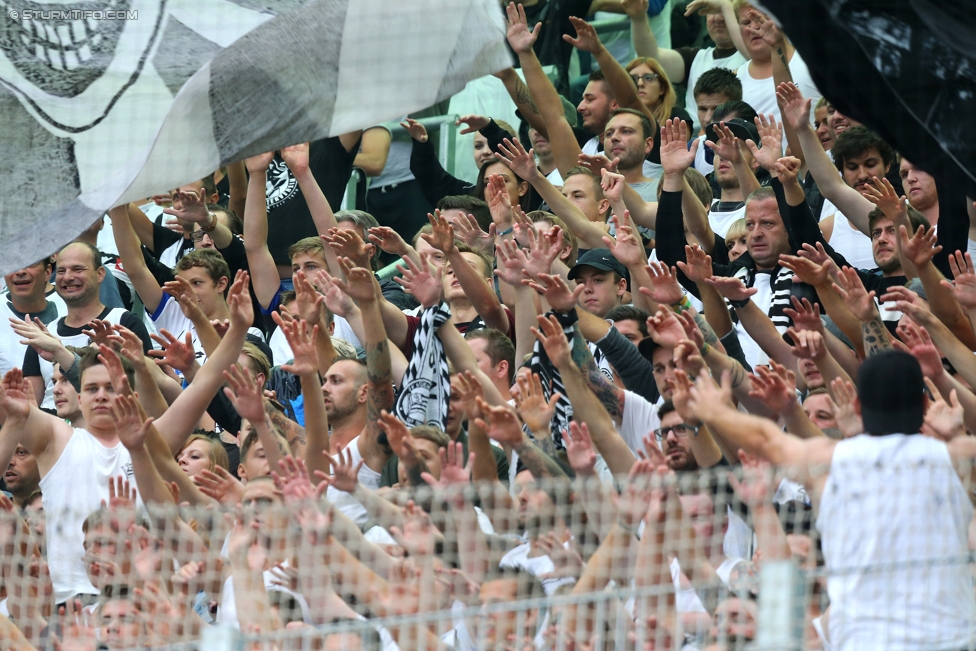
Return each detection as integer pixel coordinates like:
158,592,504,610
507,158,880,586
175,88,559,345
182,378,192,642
728,296,751,309
202,211,219,232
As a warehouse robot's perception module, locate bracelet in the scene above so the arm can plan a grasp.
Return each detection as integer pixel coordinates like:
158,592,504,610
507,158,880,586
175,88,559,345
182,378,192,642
670,295,693,314
202,211,218,232
497,225,514,237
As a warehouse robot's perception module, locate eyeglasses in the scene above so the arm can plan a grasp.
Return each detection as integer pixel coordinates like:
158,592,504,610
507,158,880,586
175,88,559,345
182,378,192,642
191,230,209,242
630,72,659,86
653,424,695,441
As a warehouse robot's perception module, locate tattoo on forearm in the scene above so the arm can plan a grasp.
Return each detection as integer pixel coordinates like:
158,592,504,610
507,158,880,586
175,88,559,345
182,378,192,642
263,417,290,458
730,362,746,389
515,439,568,480
776,46,788,68
862,318,892,358
693,313,720,348
366,339,394,428
572,325,624,420
534,433,557,458
514,77,540,115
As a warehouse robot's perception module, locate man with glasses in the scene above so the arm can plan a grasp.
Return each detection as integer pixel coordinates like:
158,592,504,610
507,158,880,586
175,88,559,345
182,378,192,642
655,399,702,472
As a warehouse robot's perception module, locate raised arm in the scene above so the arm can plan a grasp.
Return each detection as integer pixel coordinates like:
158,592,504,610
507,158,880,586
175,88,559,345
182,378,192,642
242,153,282,309
281,144,343,276
506,2,583,177
496,138,610,249
778,82,873,234
164,188,235,249
492,67,549,140
627,0,689,77
153,271,252,452
110,204,164,313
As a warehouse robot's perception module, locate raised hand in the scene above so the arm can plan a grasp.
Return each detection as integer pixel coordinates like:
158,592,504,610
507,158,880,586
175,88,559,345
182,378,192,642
389,501,437,559
564,15,603,53
704,121,742,163
922,378,964,441
368,226,410,257
523,272,584,314
452,212,494,252
531,313,573,368
616,460,659,528
830,378,862,438
279,142,311,173
276,315,319,377
780,252,833,287
863,175,907,217
377,410,415,462
942,251,976,310
671,367,701,423
832,266,878,322
523,223,565,280
421,441,472,494
897,319,945,379
495,239,526,287
56,598,98,651
773,156,802,184
106,475,138,511
326,446,363,493
640,261,684,306
514,372,561,434
747,362,798,416
222,363,267,425
563,422,597,476
495,137,540,182
0,368,31,419
577,152,619,176
394,251,444,308
600,168,626,204
787,328,826,361
227,270,254,329
474,399,526,448
270,456,315,505
455,114,491,134
163,188,210,226
646,306,687,349
81,318,116,350
420,209,457,254
783,296,824,334
333,257,377,304
313,269,356,318
677,244,713,284
688,370,734,422
704,275,758,302
399,118,429,143
454,371,486,421
659,119,698,176
323,227,374,269
9,315,67,363
484,174,514,230
505,1,542,55
537,532,584,581
293,270,327,325
193,466,244,504
244,151,275,175
96,344,134,397
111,393,152,451
148,329,196,374
728,450,775,508
899,224,941,268
604,212,646,268
776,81,811,132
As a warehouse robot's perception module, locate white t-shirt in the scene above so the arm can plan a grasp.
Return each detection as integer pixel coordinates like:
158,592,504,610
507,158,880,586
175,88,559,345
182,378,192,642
618,390,661,456
39,428,138,603
499,539,576,595
821,201,875,270
325,435,382,527
686,47,748,132
217,561,311,628
709,201,747,239
736,52,820,127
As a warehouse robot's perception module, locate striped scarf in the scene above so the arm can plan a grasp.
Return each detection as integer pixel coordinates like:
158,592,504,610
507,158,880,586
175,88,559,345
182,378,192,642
395,301,452,429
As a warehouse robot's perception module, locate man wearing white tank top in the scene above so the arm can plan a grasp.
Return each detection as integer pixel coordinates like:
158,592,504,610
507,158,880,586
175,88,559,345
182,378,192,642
0,272,254,604
689,350,976,651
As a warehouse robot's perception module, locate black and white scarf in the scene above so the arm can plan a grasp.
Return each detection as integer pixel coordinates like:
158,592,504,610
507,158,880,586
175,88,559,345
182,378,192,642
526,310,580,451
395,301,452,429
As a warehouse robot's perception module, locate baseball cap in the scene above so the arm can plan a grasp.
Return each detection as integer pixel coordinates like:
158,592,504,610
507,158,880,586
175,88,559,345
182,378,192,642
637,336,661,362
568,249,627,282
856,350,924,435
705,118,760,148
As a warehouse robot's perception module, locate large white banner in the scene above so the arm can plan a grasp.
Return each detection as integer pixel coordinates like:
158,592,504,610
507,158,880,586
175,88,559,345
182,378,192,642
0,0,510,273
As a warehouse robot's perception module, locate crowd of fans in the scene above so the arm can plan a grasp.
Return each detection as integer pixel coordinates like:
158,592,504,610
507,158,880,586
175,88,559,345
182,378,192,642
2,0,976,649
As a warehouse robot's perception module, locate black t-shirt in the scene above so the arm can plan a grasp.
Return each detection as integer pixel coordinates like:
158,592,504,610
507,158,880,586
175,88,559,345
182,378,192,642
22,307,153,377
520,0,593,92
264,136,361,265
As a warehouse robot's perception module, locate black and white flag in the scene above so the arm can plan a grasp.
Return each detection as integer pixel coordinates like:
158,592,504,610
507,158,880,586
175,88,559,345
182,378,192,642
0,0,509,273
395,301,452,430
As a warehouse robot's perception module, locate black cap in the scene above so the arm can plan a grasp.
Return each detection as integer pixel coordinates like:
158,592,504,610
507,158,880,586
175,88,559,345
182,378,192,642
856,350,924,435
637,337,662,362
568,248,627,281
705,118,761,147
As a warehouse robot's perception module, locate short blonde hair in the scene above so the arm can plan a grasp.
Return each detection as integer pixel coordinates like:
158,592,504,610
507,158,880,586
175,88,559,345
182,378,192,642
725,218,748,245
